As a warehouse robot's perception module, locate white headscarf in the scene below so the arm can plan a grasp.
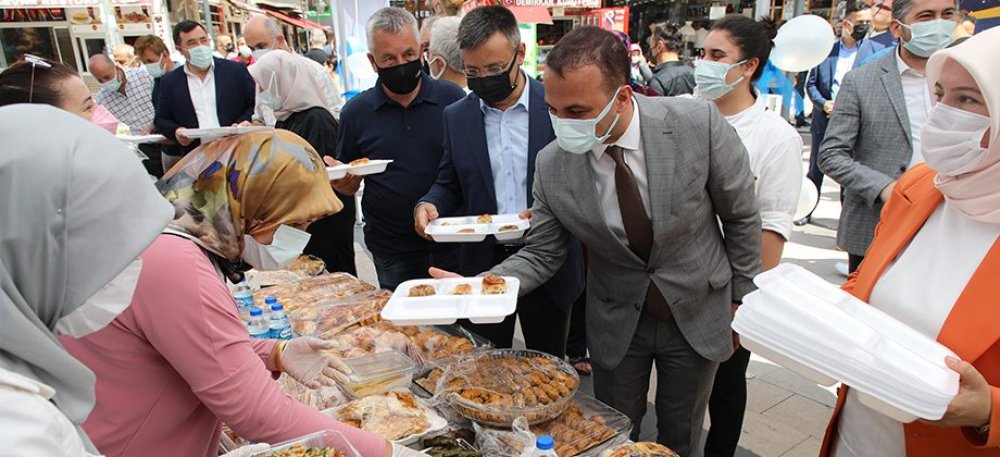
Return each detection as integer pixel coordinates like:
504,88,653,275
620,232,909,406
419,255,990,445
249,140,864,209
0,104,173,450
248,50,329,122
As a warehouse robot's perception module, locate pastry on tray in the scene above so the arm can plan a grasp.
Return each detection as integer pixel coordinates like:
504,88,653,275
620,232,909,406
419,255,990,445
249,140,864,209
408,284,436,297
476,214,493,224
602,442,680,457
334,391,431,442
349,158,371,166
450,284,473,295
497,224,519,232
457,228,476,234
481,274,507,295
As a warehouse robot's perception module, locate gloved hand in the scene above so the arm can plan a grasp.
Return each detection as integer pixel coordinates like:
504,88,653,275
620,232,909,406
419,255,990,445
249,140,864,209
391,443,427,456
280,337,351,388
220,443,270,457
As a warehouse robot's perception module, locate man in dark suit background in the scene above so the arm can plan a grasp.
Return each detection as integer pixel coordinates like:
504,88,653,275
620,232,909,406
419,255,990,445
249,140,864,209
798,4,872,225
856,0,898,66
155,20,256,172
415,6,585,358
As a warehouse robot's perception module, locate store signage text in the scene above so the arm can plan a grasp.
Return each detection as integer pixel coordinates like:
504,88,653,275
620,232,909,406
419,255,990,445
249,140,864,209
0,0,147,8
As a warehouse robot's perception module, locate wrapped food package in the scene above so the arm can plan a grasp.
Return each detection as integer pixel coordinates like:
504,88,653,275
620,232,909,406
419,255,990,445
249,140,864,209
248,430,361,457
600,442,681,457
289,291,391,339
433,349,580,426
277,373,352,411
339,350,418,398
473,417,534,457
325,390,446,444
532,393,631,457
253,273,377,313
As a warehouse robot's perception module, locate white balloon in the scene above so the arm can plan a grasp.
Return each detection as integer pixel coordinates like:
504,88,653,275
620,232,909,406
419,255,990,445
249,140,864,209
795,177,820,221
771,15,837,72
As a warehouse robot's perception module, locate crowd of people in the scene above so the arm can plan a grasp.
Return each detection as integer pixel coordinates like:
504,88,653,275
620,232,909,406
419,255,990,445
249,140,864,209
0,1,997,456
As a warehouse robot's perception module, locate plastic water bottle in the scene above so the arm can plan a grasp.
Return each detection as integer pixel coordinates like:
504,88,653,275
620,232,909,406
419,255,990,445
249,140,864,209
232,281,254,322
262,296,278,318
247,308,270,339
524,435,558,457
268,303,293,340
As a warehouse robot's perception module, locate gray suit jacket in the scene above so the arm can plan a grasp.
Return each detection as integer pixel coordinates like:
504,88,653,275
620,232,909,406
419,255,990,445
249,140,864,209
817,52,914,256
492,95,761,369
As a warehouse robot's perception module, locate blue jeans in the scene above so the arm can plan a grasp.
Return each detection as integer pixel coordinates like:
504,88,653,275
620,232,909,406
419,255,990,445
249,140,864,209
371,246,459,291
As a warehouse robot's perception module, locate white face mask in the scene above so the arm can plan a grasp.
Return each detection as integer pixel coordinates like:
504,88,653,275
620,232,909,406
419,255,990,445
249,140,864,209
258,71,282,111
694,59,747,101
241,225,312,271
550,86,624,154
252,47,273,61
55,259,142,337
239,45,252,58
922,103,991,177
429,56,446,80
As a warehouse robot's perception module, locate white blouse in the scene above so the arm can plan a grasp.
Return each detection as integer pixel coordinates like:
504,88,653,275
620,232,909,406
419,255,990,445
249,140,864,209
725,94,803,240
834,202,1000,457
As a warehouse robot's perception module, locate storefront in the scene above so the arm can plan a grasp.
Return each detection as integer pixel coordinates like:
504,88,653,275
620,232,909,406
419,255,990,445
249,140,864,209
0,0,169,74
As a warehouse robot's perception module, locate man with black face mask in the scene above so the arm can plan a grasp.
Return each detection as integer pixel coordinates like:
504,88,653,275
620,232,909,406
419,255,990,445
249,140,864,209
414,6,585,358
332,7,466,291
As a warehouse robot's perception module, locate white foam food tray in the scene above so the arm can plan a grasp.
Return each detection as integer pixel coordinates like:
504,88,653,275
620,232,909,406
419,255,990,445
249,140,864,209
117,134,165,144
425,213,530,243
184,126,272,140
381,277,520,326
326,159,394,180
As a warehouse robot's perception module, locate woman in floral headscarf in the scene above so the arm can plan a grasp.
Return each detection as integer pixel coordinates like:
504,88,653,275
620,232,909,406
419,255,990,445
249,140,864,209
62,131,413,457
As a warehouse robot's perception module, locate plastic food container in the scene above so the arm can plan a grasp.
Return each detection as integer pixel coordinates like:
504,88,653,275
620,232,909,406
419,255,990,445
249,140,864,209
323,390,449,445
731,264,959,423
532,392,632,456
425,214,530,243
326,159,394,180
340,350,418,398
381,277,519,326
249,430,361,457
437,349,580,426
289,290,390,338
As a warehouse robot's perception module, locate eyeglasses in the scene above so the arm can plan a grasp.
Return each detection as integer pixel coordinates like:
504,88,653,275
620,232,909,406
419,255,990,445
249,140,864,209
464,54,517,78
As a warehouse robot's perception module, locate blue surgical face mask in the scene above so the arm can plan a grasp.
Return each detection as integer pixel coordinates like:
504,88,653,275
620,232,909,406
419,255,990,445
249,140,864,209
259,72,282,111
899,19,955,58
145,60,165,78
694,59,747,101
100,70,121,93
550,86,624,154
187,44,214,69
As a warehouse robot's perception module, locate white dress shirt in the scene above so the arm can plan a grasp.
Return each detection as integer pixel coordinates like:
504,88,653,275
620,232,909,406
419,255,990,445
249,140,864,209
185,63,220,129
725,93,804,240
895,48,932,167
588,99,650,244
481,76,530,215
831,39,860,99
833,203,1000,457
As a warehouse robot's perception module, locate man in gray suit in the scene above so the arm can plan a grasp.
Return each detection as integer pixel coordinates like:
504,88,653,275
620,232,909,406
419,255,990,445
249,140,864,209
433,26,761,455
818,0,957,272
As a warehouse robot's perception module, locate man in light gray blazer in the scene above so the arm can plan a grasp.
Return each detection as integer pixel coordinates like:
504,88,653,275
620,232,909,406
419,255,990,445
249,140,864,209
432,27,761,455
818,0,957,272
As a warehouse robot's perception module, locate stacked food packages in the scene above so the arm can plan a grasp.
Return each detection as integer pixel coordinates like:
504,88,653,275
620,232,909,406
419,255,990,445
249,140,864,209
232,272,632,456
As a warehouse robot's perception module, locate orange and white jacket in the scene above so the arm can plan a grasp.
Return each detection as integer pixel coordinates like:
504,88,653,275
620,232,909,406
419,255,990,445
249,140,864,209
820,164,1000,456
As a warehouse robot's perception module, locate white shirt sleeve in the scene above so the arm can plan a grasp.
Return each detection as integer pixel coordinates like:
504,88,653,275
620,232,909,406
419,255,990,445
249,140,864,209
756,130,803,240
0,385,94,456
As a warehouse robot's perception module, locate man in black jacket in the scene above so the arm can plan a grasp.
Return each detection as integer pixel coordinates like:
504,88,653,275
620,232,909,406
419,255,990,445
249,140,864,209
647,25,695,97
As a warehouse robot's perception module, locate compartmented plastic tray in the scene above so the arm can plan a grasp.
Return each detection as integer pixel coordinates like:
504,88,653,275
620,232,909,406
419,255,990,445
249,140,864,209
184,125,272,140
326,159,393,179
117,134,165,144
425,214,530,243
249,430,361,457
381,277,519,326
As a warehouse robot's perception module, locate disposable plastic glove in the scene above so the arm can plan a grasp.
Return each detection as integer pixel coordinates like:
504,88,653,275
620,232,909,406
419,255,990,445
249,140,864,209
220,443,270,457
391,443,427,456
280,337,351,388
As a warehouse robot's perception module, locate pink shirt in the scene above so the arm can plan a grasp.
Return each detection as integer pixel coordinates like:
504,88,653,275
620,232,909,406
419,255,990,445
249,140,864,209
63,235,387,457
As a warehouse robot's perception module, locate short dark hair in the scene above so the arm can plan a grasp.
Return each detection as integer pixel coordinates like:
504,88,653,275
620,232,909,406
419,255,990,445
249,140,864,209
711,15,779,82
0,59,80,108
651,25,683,53
545,26,629,95
173,20,206,45
457,5,520,50
844,2,869,18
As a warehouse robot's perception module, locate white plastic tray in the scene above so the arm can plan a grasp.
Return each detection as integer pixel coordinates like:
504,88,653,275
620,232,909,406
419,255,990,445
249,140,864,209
381,276,520,326
183,126,272,140
117,134,165,144
327,159,394,180
321,392,448,446
425,214,530,243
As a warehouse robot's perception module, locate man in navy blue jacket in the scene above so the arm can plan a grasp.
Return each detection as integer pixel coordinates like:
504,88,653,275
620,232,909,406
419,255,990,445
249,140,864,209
415,6,585,358
154,20,255,171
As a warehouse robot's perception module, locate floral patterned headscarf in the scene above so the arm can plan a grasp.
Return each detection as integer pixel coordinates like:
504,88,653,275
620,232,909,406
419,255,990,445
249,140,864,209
158,129,342,266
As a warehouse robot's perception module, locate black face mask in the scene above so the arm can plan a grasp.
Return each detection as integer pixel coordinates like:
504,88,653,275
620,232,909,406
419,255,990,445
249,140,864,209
377,58,423,95
421,56,431,75
851,23,871,41
468,54,519,104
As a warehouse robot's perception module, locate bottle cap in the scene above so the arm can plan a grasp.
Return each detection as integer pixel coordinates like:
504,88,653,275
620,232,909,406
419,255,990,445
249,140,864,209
271,303,283,312
265,296,277,304
249,307,262,316
536,435,554,450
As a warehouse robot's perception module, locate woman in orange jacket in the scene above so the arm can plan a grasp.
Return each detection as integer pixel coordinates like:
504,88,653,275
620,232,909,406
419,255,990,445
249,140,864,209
821,27,1000,456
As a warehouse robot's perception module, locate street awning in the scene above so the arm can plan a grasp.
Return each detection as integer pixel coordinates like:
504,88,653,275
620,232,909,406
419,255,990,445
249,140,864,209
508,6,553,24
262,6,324,29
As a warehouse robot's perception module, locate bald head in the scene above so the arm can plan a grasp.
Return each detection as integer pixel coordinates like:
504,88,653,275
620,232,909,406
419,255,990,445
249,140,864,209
88,54,120,85
244,14,287,52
